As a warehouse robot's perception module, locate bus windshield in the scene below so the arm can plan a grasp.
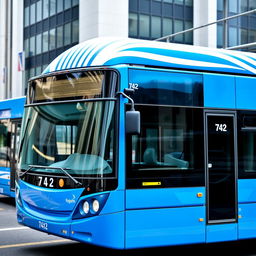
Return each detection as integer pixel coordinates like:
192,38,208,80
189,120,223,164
19,100,116,179
19,70,118,187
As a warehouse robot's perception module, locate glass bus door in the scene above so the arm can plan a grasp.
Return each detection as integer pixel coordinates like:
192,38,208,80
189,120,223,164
205,112,237,224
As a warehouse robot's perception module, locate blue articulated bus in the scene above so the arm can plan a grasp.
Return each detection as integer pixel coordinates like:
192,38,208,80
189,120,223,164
0,97,25,197
16,37,256,249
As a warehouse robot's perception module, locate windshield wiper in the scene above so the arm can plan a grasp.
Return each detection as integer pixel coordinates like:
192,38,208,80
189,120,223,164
19,165,83,186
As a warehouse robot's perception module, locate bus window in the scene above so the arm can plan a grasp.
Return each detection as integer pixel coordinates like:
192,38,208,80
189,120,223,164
128,69,203,107
238,111,256,178
127,105,204,188
0,120,10,168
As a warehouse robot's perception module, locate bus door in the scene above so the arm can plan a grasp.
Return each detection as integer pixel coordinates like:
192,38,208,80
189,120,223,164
9,119,22,191
205,111,238,242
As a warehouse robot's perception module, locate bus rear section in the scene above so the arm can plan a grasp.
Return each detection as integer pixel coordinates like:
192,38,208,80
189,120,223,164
0,97,25,197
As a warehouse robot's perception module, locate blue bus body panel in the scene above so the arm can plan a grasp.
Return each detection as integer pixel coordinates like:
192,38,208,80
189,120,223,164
0,167,14,197
126,187,205,209
17,180,125,249
206,224,237,243
236,76,256,110
238,179,256,239
204,74,236,109
126,187,205,248
126,206,206,248
0,97,25,119
43,37,256,76
19,180,84,212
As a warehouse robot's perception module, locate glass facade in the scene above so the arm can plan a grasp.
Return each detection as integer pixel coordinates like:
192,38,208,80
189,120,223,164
217,0,256,50
129,0,193,44
23,0,79,92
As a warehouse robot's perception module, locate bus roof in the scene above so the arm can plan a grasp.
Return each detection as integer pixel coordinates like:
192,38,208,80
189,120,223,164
43,37,256,76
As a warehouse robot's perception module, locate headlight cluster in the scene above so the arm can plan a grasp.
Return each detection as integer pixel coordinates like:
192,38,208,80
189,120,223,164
72,193,109,219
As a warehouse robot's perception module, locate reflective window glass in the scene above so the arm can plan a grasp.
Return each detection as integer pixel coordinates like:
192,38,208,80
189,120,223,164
24,7,29,27
49,28,56,50
174,19,183,42
42,31,49,52
43,0,49,19
64,23,71,45
50,0,56,16
30,3,36,25
57,0,63,12
238,111,256,179
57,26,63,48
126,106,204,188
139,14,150,38
29,36,35,56
36,34,42,55
36,0,42,22
129,13,138,37
151,16,161,38
0,120,10,168
129,69,203,106
72,20,79,43
163,18,172,36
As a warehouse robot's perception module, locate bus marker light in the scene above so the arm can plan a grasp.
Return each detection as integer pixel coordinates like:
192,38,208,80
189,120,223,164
199,218,204,222
197,192,203,198
59,179,65,188
142,182,161,186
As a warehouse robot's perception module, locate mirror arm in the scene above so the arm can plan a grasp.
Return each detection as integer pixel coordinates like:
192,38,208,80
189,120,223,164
116,91,135,111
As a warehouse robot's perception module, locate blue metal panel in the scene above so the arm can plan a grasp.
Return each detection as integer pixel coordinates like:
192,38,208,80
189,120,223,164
238,203,256,239
0,97,25,119
17,203,72,239
126,206,206,248
204,74,236,109
71,212,125,249
206,223,237,243
126,187,205,209
19,180,84,212
236,77,256,110
116,66,129,191
238,179,256,203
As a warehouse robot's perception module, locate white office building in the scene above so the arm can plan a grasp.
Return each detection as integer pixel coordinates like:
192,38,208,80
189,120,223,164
0,0,255,99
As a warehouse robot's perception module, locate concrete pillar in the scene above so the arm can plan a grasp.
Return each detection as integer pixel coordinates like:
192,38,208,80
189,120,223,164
79,0,129,42
193,0,217,48
11,0,24,98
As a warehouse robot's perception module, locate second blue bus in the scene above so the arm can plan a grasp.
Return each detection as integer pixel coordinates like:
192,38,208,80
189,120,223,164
0,97,25,197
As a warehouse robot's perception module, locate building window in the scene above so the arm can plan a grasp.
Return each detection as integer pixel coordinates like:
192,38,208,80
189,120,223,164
129,0,193,44
23,0,79,93
217,0,256,51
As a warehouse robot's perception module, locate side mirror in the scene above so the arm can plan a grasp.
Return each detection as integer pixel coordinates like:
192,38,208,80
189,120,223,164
116,90,141,135
126,110,140,135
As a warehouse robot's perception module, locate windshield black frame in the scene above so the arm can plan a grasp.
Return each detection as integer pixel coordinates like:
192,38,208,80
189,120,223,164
19,68,119,192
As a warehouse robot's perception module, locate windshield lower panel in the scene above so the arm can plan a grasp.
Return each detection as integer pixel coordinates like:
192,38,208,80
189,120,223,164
19,100,117,191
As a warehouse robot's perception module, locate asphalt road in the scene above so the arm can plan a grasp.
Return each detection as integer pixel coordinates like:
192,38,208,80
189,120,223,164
1,195,256,256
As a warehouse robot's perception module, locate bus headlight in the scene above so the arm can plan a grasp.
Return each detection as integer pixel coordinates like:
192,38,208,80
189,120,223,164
72,193,109,219
82,201,90,214
92,199,100,213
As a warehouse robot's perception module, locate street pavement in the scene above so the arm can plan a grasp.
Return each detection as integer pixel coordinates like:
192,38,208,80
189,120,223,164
1,195,256,255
